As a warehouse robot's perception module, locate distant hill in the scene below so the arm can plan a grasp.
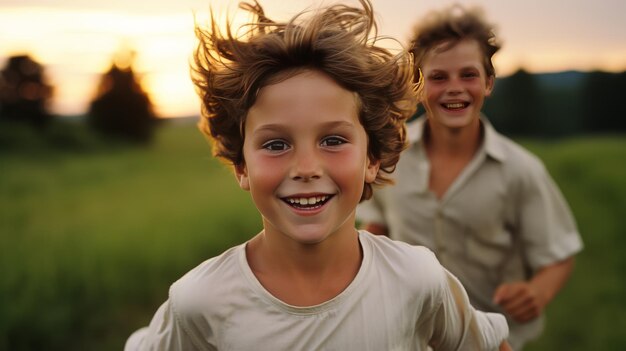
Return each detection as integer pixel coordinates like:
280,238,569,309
485,69,626,137
533,70,587,90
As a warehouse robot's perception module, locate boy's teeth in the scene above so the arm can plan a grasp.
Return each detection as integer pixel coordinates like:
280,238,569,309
445,102,465,109
288,195,328,205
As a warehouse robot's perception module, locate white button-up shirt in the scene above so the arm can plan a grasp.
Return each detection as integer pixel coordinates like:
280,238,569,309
357,116,583,348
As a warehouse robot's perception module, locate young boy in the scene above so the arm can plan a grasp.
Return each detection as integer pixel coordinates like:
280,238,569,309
357,5,583,350
125,1,511,349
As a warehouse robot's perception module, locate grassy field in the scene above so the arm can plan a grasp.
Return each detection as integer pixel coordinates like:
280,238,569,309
521,136,626,351
1,122,624,350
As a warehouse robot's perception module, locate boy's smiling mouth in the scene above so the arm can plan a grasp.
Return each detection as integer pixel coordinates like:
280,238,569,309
441,102,469,110
282,194,334,209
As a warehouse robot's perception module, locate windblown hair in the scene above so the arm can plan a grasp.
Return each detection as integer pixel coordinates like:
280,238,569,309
408,4,501,81
192,0,417,201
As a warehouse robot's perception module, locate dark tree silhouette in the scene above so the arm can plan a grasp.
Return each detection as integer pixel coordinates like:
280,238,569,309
581,71,626,133
484,68,541,136
88,57,157,143
0,54,53,129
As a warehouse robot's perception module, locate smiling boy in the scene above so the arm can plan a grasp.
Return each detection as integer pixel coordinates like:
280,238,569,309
357,5,583,350
239,70,376,306
125,1,511,350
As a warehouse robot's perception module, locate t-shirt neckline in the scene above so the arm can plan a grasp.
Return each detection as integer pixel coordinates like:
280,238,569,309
237,231,371,315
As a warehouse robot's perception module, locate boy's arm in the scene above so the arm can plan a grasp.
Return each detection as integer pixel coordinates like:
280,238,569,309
430,267,509,350
499,340,513,351
498,155,582,323
493,256,575,323
124,299,211,351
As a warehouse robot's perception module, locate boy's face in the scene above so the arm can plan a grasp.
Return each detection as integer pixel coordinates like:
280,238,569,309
420,39,494,130
236,70,379,245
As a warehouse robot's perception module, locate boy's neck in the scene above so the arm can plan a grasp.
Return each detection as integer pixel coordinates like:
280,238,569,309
424,117,483,157
423,118,484,199
245,227,362,306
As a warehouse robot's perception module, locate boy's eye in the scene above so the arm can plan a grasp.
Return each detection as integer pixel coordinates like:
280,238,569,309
262,140,290,151
320,136,347,147
462,71,479,79
429,74,446,81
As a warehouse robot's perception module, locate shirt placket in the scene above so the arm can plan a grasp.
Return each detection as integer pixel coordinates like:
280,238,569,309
434,206,448,264
430,146,487,266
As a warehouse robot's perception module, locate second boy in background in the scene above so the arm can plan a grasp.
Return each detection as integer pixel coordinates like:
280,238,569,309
358,5,583,350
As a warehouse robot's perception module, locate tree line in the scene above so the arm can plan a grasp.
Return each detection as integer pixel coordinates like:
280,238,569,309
1,55,625,143
484,69,626,137
0,53,157,144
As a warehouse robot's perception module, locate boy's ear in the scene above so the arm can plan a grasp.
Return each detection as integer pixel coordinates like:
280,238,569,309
365,157,380,184
417,85,426,102
234,163,250,191
485,75,495,97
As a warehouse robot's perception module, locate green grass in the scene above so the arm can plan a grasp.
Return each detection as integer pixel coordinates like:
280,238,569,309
0,122,260,350
520,137,626,351
1,123,624,350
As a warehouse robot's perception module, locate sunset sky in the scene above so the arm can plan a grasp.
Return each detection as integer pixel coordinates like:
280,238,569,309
1,0,625,118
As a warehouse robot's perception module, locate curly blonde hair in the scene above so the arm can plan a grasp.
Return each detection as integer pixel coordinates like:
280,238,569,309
408,4,501,80
192,0,416,200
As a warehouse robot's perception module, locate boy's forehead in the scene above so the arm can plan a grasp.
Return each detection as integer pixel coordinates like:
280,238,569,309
245,70,363,130
431,39,480,55
252,71,360,110
422,39,484,67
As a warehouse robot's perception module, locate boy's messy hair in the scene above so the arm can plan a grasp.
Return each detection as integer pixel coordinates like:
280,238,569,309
191,0,416,201
408,4,501,80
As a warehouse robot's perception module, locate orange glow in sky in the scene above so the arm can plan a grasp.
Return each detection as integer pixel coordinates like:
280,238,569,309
2,0,625,118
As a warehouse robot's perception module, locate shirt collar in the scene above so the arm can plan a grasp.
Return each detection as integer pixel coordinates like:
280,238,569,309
407,114,506,163
481,117,506,162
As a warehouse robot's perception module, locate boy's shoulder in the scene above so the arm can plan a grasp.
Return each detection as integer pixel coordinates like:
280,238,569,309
485,121,549,177
362,230,435,258
360,231,447,290
169,244,246,313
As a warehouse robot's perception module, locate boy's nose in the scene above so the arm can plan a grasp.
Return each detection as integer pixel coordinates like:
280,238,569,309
446,78,463,94
290,149,323,181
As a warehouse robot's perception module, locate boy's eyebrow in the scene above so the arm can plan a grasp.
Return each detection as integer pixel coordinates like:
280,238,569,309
251,120,357,134
460,65,481,70
427,65,480,73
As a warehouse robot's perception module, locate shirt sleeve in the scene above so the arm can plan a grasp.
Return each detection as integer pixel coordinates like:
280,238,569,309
430,267,509,351
123,298,213,351
516,160,583,270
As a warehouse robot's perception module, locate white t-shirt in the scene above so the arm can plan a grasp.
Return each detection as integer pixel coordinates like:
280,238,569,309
125,231,508,350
